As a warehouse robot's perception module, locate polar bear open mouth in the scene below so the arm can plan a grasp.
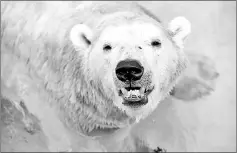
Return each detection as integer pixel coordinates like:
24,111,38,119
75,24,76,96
118,86,154,107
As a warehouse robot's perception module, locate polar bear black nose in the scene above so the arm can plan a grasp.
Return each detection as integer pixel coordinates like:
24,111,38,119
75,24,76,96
115,59,144,82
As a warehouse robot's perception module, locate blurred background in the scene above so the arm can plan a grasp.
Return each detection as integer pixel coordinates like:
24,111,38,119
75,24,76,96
1,1,236,152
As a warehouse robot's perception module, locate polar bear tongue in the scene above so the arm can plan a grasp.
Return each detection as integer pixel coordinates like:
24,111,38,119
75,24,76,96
121,87,146,100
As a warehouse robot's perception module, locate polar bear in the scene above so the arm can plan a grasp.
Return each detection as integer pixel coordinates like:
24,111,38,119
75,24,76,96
1,1,191,152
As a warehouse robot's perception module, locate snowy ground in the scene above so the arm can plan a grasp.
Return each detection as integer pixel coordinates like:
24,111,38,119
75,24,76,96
1,1,236,152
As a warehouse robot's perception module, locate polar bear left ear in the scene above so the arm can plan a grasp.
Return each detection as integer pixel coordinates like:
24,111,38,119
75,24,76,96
70,24,93,51
168,16,191,48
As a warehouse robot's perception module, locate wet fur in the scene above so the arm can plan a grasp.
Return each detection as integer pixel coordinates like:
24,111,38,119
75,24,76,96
1,1,189,151
1,1,132,133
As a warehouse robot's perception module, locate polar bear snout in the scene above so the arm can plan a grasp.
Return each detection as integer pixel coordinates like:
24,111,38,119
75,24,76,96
115,59,144,82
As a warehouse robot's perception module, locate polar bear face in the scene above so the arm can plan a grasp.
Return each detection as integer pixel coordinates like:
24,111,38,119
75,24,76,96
70,13,191,121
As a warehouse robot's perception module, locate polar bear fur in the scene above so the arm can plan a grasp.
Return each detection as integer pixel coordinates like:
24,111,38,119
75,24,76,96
1,1,191,151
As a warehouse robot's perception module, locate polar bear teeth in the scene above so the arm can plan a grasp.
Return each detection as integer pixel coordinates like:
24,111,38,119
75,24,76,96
121,87,145,99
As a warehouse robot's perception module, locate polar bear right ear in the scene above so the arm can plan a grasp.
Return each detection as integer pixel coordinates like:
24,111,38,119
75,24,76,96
168,16,191,48
70,24,93,51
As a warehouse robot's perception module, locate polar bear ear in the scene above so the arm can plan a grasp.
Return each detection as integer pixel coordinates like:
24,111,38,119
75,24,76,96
70,24,93,51
168,16,191,48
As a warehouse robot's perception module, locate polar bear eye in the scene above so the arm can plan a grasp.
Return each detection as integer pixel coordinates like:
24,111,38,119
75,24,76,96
103,44,112,52
151,40,161,48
